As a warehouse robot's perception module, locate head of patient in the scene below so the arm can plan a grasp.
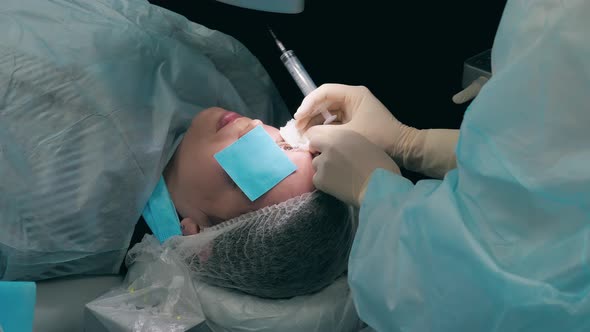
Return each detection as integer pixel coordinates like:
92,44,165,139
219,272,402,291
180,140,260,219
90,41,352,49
163,107,355,299
164,107,315,232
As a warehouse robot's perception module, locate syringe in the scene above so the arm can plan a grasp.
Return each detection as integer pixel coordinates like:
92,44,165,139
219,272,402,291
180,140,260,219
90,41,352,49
269,29,337,124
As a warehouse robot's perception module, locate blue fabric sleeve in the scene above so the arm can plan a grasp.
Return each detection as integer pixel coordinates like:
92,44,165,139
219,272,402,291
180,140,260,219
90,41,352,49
348,1,590,330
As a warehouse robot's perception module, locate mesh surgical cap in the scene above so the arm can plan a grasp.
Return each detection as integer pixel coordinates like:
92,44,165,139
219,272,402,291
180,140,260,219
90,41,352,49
161,191,356,299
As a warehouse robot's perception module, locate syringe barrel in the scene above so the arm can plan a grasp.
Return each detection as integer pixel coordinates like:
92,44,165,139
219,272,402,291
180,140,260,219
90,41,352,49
280,50,317,96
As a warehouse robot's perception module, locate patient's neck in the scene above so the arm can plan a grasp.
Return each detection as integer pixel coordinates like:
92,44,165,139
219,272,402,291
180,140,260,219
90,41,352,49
163,149,211,228
163,155,182,218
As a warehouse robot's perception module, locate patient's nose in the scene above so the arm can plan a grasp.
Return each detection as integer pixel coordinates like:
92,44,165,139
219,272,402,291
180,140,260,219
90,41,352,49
238,119,263,138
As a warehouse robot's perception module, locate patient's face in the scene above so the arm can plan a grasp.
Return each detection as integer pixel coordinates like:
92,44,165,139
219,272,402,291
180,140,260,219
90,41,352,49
166,107,314,232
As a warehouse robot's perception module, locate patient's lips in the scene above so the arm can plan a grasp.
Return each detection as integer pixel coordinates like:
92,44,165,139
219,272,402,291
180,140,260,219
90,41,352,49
217,111,242,131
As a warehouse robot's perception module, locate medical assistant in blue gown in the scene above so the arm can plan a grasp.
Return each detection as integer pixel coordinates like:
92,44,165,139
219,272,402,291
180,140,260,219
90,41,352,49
300,0,590,330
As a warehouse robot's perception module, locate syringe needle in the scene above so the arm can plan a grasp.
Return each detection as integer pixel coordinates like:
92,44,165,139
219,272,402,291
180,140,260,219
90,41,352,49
268,28,287,53
269,28,337,124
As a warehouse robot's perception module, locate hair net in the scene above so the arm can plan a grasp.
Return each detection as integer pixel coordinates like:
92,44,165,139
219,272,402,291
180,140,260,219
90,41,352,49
163,191,356,299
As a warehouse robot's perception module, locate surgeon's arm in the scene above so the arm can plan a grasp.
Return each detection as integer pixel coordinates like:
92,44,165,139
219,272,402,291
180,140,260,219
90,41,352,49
398,76,490,178
396,128,459,179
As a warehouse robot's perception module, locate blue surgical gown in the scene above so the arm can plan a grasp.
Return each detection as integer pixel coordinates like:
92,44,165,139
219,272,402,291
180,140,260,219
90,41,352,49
349,0,590,331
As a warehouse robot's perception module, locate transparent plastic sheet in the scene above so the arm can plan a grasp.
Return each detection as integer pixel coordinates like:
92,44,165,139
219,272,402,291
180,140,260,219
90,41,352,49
86,193,363,331
85,236,205,332
86,234,363,332
0,0,289,281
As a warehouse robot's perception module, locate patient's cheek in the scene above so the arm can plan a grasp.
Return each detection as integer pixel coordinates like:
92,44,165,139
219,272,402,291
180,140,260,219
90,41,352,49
292,152,314,183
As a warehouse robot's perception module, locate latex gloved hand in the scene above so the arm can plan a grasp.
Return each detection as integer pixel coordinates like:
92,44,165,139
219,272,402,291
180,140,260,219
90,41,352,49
452,76,489,104
295,84,410,156
295,84,459,179
307,128,401,208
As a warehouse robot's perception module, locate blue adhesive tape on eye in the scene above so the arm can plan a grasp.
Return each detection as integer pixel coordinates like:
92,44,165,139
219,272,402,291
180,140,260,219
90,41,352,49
215,125,297,201
0,281,36,332
142,176,182,244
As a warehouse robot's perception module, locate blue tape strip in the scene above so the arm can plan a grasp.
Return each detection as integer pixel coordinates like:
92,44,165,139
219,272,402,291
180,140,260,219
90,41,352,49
142,176,182,244
214,125,297,201
0,281,36,332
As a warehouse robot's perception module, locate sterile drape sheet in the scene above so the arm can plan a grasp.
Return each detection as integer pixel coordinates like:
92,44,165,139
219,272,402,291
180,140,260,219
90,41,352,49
0,0,289,281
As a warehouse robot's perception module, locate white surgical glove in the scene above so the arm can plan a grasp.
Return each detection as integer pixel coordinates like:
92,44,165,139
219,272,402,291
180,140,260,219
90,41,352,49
452,76,489,104
295,84,459,179
307,128,401,208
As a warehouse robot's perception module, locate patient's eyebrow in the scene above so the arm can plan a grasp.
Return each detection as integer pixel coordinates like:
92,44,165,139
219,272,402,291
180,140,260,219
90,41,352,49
277,142,293,151
272,137,292,151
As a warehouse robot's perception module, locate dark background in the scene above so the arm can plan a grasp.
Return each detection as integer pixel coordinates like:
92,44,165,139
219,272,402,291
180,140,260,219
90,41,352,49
149,0,507,181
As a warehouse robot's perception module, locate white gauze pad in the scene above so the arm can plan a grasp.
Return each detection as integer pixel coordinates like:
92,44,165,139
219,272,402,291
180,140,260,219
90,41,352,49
279,119,310,150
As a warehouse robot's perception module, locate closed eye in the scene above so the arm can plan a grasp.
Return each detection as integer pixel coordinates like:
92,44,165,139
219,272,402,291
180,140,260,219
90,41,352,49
277,141,293,151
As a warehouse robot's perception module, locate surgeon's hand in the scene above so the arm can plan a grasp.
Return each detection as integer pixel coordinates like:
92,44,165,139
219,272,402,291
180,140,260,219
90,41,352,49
294,84,415,159
296,83,460,179
452,76,489,104
307,128,401,208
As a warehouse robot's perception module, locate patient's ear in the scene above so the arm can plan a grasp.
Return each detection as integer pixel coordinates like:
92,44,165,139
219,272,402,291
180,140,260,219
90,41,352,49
180,210,211,235
180,218,200,235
